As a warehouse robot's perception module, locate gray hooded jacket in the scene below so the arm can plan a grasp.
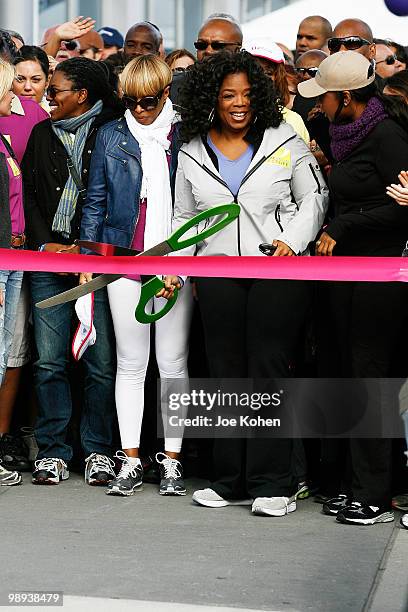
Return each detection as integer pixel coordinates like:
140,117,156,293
173,122,329,257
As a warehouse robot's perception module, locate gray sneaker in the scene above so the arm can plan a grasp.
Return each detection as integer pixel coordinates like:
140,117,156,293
106,451,143,496
155,453,186,496
0,462,22,486
85,453,115,486
32,458,69,485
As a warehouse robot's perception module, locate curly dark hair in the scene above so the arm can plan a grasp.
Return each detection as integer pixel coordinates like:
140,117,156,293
55,56,124,113
178,50,283,143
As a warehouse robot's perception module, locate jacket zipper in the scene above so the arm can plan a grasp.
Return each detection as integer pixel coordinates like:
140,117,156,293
308,163,321,194
180,134,296,256
117,144,142,246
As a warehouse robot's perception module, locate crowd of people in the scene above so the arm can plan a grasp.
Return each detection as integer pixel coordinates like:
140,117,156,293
0,11,407,529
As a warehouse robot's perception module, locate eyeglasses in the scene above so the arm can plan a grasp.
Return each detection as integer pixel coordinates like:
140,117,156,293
62,40,80,51
295,67,319,77
376,54,398,66
193,40,241,51
123,90,164,111
327,36,371,53
46,86,79,99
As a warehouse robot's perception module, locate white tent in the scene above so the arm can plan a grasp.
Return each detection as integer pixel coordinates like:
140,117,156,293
242,0,408,48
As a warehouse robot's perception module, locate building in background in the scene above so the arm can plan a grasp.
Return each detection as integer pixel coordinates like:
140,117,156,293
0,0,298,51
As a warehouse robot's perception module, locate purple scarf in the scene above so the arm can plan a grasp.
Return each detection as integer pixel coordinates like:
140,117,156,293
330,97,388,162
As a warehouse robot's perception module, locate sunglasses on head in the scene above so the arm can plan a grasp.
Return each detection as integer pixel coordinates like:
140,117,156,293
123,90,164,111
194,40,241,51
377,54,398,66
295,66,319,77
327,36,371,53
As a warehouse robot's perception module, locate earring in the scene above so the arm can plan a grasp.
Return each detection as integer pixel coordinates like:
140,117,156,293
208,108,215,123
253,115,258,124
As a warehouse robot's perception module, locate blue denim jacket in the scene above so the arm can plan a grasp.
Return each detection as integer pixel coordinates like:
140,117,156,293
80,116,181,248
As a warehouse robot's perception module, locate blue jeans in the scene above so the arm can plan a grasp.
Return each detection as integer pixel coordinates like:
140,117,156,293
0,268,23,385
30,272,117,462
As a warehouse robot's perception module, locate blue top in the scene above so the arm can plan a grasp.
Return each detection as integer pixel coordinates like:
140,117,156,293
207,135,254,197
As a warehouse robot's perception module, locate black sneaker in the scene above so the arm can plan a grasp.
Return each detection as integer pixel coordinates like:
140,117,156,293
155,452,186,496
106,451,143,496
336,501,394,525
322,494,352,516
84,453,115,486
32,458,69,484
0,433,31,471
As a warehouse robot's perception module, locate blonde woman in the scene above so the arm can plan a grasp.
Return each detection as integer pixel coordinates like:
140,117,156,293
0,59,24,487
80,55,193,496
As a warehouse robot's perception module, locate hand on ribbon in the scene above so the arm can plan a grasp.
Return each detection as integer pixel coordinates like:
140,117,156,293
44,243,80,275
315,232,336,256
272,240,294,257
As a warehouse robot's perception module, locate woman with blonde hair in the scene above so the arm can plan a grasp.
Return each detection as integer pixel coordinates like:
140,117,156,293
80,54,193,497
0,58,25,487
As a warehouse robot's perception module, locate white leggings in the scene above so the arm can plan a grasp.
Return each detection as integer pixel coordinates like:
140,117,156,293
107,278,193,453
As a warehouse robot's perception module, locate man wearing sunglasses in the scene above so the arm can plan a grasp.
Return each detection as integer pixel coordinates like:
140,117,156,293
295,49,327,82
194,13,242,61
170,14,242,106
375,40,405,79
328,19,376,60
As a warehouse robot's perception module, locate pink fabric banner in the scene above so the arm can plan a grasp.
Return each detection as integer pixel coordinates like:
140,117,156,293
2,249,408,282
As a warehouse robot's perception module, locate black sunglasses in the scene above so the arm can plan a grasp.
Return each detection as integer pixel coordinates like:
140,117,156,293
295,67,319,77
62,40,80,51
327,36,371,53
123,90,164,111
377,54,397,66
194,40,241,51
46,86,79,99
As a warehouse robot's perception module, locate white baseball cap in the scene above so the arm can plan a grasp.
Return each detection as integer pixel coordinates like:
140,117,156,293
243,38,285,64
298,50,375,98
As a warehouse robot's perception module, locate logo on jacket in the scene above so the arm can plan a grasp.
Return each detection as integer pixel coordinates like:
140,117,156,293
266,147,291,168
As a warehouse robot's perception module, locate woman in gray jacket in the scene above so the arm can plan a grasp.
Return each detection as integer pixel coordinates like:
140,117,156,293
165,51,328,517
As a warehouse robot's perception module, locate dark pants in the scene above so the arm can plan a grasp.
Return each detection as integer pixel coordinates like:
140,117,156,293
196,278,311,499
30,272,117,462
329,281,408,506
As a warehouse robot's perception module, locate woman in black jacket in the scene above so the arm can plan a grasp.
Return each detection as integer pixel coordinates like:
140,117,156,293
299,51,408,526
22,57,124,487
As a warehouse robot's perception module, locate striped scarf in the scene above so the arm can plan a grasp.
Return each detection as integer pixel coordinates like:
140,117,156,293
51,100,103,238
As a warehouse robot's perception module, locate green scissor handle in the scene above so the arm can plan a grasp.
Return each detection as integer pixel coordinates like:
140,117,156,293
135,203,240,324
135,276,179,324
167,202,240,250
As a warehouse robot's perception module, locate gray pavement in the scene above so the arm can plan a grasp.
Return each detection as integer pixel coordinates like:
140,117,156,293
0,475,407,612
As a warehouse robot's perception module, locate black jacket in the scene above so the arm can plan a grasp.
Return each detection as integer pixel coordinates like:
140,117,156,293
21,107,121,250
327,118,408,256
0,153,11,249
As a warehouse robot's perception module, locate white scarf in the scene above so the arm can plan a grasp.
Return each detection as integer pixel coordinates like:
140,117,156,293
125,99,176,251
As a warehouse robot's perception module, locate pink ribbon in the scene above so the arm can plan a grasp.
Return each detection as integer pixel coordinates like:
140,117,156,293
2,249,408,282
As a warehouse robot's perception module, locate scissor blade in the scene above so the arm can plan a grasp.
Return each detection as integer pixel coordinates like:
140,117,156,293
36,273,122,308
36,240,174,309
75,240,140,257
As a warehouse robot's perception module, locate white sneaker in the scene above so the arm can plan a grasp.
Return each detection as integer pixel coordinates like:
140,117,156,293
84,453,115,486
0,462,22,486
252,496,297,516
192,488,252,508
32,458,69,485
400,513,408,529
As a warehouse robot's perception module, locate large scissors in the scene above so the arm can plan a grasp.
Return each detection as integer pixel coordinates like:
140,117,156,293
36,203,240,323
